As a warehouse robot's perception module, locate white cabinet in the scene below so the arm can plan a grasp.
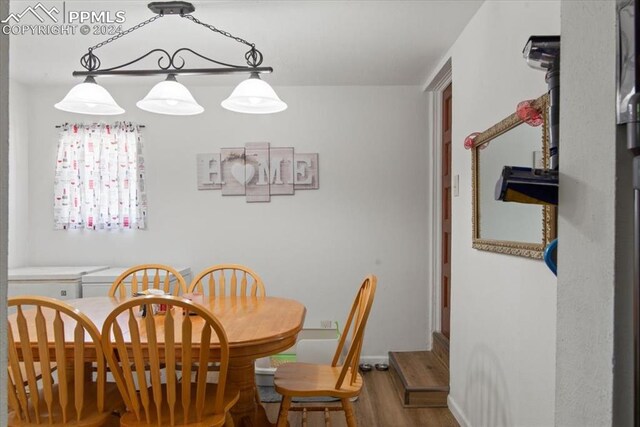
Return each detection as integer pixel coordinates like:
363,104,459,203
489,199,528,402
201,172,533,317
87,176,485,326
8,266,110,300
81,266,192,297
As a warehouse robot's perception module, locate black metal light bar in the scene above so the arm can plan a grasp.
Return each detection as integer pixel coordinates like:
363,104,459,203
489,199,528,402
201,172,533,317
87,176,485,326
73,1,271,79
73,67,273,78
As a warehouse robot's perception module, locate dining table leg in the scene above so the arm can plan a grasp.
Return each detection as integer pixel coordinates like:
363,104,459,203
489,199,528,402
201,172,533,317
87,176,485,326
228,357,275,427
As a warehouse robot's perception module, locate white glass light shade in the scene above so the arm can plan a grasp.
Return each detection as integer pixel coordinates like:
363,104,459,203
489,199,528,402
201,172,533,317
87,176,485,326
221,74,287,114
136,75,204,115
54,77,124,115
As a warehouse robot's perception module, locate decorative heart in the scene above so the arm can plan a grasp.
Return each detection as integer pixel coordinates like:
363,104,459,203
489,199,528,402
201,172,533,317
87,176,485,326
231,162,255,184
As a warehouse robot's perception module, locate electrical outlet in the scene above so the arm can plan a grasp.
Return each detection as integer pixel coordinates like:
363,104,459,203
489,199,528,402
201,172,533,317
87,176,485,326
320,320,333,329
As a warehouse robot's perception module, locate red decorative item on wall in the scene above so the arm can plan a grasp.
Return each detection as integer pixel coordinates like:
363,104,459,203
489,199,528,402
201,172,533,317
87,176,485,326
516,100,543,126
464,132,480,150
464,132,489,150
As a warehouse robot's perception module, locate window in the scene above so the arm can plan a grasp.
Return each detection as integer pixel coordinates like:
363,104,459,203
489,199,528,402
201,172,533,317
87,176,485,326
53,122,147,230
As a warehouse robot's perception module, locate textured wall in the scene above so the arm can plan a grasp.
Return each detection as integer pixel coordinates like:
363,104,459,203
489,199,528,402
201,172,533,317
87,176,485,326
8,80,28,267
557,1,632,425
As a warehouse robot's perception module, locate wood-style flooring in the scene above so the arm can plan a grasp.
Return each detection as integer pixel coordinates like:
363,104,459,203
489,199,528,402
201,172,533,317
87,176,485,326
263,370,459,427
389,351,449,407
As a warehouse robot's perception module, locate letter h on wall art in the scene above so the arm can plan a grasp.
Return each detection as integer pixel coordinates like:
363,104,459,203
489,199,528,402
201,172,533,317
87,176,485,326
197,142,319,202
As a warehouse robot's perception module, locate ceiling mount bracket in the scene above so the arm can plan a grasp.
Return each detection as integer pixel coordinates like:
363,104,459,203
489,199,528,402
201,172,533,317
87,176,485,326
148,1,195,16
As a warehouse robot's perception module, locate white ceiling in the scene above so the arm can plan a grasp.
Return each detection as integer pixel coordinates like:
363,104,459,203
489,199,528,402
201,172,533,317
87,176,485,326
9,0,483,86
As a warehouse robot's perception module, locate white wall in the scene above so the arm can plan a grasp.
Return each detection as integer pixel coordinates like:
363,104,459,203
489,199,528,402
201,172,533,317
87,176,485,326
1,0,10,421
427,2,560,426
8,79,28,268
22,84,429,358
557,2,633,425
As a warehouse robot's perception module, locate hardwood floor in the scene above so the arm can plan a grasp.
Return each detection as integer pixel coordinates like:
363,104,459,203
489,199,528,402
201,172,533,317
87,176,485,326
263,370,459,427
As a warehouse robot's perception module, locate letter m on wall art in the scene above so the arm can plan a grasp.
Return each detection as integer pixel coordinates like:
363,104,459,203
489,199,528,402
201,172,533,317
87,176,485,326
197,142,318,203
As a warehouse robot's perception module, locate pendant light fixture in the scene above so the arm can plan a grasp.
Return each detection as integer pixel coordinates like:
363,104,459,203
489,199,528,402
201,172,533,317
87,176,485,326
54,76,125,115
54,1,285,116
222,72,287,114
137,74,204,115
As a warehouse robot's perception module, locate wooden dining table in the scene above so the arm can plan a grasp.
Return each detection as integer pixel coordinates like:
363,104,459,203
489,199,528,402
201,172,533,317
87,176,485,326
9,295,306,427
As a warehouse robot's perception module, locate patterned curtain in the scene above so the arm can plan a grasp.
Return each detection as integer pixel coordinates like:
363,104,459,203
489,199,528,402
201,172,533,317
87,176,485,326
53,122,147,230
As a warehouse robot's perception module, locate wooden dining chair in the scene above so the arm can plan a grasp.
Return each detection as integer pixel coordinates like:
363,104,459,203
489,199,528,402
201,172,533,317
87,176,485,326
7,296,123,426
273,275,377,427
102,295,240,427
189,264,265,297
9,362,56,388
109,264,188,298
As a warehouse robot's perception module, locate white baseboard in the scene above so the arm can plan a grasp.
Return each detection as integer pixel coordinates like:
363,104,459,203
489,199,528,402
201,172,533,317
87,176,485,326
360,355,389,365
448,395,470,427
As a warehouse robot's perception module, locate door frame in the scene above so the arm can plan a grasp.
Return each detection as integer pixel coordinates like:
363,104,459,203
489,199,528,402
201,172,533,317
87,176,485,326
425,59,452,341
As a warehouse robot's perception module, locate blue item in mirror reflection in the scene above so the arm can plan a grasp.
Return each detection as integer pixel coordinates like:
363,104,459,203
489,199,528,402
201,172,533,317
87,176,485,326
544,238,558,277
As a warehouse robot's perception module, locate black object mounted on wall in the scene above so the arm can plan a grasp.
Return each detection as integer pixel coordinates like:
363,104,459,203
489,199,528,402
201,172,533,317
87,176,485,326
494,35,560,206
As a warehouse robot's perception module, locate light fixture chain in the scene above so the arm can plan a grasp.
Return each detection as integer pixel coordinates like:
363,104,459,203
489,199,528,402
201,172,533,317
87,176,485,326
181,14,254,48
181,14,263,67
89,14,164,52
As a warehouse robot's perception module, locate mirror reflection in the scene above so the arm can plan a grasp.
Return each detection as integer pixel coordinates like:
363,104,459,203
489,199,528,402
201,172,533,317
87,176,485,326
478,123,543,242
472,94,555,259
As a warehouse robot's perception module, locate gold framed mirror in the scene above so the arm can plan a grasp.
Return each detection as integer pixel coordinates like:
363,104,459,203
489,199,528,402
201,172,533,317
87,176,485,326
472,94,556,259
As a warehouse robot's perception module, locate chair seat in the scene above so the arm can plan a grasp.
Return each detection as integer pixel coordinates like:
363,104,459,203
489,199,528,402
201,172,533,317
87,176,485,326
9,381,123,427
119,382,240,427
274,363,363,398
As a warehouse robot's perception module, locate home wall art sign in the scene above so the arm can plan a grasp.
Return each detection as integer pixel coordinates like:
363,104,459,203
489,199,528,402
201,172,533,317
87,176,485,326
197,142,318,202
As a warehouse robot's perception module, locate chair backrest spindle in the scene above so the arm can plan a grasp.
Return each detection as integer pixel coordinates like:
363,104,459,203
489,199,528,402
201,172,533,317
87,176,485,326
7,296,107,425
102,295,231,426
331,275,377,390
189,264,265,297
109,264,188,297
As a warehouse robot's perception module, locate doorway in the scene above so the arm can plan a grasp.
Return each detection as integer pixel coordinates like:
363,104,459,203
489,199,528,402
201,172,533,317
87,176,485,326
426,59,452,351
441,83,452,339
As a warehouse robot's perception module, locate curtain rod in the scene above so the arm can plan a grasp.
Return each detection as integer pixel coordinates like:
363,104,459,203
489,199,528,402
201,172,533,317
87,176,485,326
55,124,146,128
